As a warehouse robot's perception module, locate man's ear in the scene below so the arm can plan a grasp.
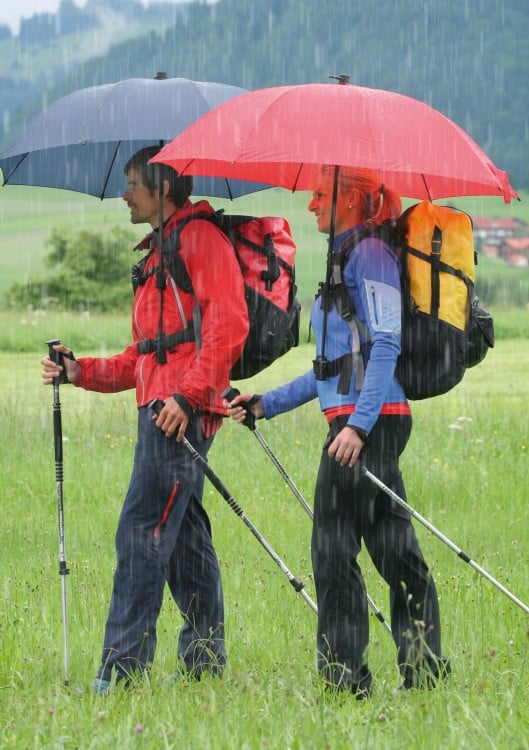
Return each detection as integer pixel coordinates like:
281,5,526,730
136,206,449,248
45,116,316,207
162,178,171,199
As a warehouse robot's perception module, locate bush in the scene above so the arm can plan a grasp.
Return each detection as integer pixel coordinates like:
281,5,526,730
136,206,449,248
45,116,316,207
4,225,140,312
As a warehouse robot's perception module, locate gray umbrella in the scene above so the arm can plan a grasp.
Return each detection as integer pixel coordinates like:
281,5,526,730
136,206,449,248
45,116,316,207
0,73,265,200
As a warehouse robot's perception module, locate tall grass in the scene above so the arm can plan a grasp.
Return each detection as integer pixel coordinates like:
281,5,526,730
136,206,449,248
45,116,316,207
0,332,528,748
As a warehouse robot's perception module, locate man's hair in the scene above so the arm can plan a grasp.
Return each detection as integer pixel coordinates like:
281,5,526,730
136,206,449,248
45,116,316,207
124,145,193,207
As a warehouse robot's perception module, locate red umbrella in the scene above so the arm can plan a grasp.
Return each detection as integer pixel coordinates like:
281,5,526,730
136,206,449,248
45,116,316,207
152,81,518,203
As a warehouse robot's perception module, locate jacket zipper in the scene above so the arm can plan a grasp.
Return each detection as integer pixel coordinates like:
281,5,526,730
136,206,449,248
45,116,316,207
370,286,379,326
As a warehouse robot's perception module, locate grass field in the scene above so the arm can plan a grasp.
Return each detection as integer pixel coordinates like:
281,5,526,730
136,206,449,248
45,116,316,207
0,333,528,749
1,185,528,306
0,185,528,747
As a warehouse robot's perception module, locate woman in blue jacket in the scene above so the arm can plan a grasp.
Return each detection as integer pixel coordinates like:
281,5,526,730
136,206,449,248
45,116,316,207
225,165,449,698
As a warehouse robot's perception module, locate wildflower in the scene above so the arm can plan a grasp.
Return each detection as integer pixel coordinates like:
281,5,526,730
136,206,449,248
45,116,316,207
134,724,144,733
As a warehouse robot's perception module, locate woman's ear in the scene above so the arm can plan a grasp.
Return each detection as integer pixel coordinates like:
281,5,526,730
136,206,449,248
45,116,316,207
347,188,361,209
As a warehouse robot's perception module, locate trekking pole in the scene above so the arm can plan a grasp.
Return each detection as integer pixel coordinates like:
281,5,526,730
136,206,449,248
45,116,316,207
222,387,313,516
362,467,529,617
221,388,393,636
46,339,70,684
148,400,317,615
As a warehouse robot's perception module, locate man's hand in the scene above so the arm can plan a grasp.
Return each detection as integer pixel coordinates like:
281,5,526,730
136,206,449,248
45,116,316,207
153,398,189,441
41,343,80,385
327,426,365,468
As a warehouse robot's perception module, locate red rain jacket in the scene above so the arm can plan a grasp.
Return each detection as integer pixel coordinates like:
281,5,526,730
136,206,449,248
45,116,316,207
75,199,249,416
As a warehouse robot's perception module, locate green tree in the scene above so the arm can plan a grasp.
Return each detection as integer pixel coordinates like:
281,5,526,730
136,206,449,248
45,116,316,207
4,225,139,312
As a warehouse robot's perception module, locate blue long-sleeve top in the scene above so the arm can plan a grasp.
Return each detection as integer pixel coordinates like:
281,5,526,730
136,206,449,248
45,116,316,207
261,225,408,435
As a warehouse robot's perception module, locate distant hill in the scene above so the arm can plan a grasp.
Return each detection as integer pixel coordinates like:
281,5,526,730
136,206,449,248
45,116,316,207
1,0,528,189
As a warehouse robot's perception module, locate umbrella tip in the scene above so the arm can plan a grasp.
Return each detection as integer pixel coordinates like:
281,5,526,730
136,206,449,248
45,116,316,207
330,73,350,85
155,72,167,80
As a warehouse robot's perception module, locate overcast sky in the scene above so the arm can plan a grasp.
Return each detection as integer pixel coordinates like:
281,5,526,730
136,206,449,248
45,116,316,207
1,0,207,35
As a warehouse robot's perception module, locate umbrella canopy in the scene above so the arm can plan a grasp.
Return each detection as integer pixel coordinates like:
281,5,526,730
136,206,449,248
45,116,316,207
0,75,265,200
152,81,518,204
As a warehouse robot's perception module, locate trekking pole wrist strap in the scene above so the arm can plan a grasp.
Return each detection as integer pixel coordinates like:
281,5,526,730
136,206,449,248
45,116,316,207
172,393,194,420
346,425,369,445
57,349,76,385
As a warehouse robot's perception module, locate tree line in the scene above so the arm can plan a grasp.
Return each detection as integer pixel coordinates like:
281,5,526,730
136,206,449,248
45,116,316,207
1,0,528,188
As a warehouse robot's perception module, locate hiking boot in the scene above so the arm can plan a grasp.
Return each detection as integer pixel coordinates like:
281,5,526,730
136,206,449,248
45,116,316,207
400,656,451,691
92,678,112,696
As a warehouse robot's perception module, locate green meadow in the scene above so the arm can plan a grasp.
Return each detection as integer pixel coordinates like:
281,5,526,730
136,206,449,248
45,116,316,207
1,184,528,307
0,186,528,748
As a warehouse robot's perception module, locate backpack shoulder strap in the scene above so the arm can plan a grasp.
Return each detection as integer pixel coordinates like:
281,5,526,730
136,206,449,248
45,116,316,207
163,211,220,293
330,223,398,393
331,223,396,319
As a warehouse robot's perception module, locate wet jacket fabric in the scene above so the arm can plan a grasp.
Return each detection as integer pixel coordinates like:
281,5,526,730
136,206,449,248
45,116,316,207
75,199,249,417
261,225,409,436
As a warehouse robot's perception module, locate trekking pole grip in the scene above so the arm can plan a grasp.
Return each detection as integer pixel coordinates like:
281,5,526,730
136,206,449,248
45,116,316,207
46,338,76,385
47,338,62,366
221,387,256,431
46,337,69,385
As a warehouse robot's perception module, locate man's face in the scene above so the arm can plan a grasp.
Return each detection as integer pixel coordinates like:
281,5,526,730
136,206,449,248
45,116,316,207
123,168,159,227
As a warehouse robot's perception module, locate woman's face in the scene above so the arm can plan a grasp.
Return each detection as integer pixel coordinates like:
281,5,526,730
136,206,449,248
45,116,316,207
307,173,356,236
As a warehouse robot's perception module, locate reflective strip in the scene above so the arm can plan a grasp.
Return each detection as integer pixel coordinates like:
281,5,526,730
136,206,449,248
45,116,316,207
153,482,179,539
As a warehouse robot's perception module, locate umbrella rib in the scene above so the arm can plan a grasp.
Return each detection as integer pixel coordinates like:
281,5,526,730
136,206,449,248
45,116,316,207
100,141,122,200
421,174,432,202
2,152,29,183
291,163,304,193
223,177,234,201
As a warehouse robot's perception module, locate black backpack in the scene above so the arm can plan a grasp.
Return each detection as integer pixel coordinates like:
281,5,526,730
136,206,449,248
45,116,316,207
327,201,494,400
132,211,301,380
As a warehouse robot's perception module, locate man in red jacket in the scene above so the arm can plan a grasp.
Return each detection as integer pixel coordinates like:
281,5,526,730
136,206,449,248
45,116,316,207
41,146,249,693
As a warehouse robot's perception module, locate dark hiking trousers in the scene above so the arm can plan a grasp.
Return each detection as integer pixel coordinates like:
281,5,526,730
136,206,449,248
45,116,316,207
96,407,226,683
312,414,443,693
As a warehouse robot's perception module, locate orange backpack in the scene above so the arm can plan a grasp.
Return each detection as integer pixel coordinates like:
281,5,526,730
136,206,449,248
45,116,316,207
331,201,494,400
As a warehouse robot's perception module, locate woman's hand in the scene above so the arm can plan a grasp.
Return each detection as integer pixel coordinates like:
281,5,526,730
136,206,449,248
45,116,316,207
327,426,365,467
223,393,264,423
